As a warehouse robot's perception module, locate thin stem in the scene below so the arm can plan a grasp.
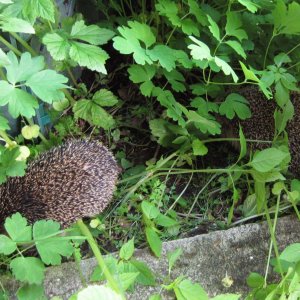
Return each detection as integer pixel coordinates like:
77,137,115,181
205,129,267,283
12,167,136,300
76,219,125,299
0,129,13,145
286,42,300,56
202,137,272,144
0,36,21,56
263,34,276,69
66,66,79,88
9,32,37,56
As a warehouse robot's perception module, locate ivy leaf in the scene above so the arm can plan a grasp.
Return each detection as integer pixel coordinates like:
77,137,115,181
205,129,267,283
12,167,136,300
238,0,259,13
73,99,115,130
225,12,248,41
26,70,68,103
0,235,17,255
0,17,34,33
148,45,176,71
4,213,32,242
33,220,74,265
23,0,55,23
207,15,220,41
219,93,251,120
92,89,118,107
225,40,246,59
10,257,45,284
155,0,181,26
70,42,109,74
145,227,162,258
214,56,238,82
70,20,115,45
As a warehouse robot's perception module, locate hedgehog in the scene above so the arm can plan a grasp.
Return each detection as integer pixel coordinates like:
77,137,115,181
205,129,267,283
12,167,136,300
221,87,300,176
0,140,120,227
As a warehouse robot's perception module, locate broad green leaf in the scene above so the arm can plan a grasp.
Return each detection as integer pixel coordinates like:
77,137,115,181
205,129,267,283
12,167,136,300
188,36,212,60
291,179,300,201
148,45,176,71
0,113,10,130
214,56,238,82
10,257,45,284
0,17,34,33
225,12,248,41
128,64,156,83
219,93,251,120
23,0,55,23
33,220,73,265
272,182,285,196
119,238,135,261
130,259,156,286
279,243,300,263
176,279,208,300
207,15,220,41
4,213,32,242
188,0,207,25
155,0,180,26
167,248,182,274
26,70,67,103
0,48,10,66
77,285,122,300
141,201,160,220
155,213,178,227
145,227,162,257
70,20,115,45
42,33,69,61
140,80,155,96
21,124,40,139
17,284,46,300
6,52,44,84
69,42,109,74
118,272,139,291
225,40,246,59
192,139,208,156
239,61,259,82
126,21,155,48
149,294,162,300
249,148,289,172
73,99,115,130
163,69,186,92
246,272,265,288
211,295,241,300
0,235,17,255
92,89,118,107
181,18,199,36
238,0,259,13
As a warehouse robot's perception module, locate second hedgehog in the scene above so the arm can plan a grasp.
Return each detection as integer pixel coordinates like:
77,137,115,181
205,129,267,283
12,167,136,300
0,140,120,227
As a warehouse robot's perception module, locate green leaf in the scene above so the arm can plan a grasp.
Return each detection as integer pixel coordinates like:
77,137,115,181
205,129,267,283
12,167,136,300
21,124,40,139
42,33,69,61
155,0,180,26
192,139,208,156
130,259,156,286
291,179,300,201
33,220,73,265
148,45,176,71
279,243,300,263
73,99,115,130
77,285,122,300
219,93,251,120
225,12,248,41
225,40,246,59
155,213,178,227
145,227,162,258
207,15,220,41
239,61,259,82
126,21,156,47
70,20,115,45
17,284,46,300
163,69,186,92
141,201,160,220
4,213,32,242
176,279,208,300
0,113,10,131
119,238,135,261
149,294,162,300
26,70,67,103
23,0,55,23
167,248,182,274
249,148,289,172
70,42,109,74
238,0,259,13
10,257,45,284
92,89,118,107
118,272,139,291
128,64,156,83
0,235,17,255
211,295,241,300
188,36,212,60
0,17,34,33
214,56,238,82
181,18,199,36
238,126,247,161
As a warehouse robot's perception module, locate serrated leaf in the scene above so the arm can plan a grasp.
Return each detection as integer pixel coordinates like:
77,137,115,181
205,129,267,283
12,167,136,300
225,40,246,59
0,17,34,33
188,36,212,60
93,89,118,107
70,42,109,74
238,0,259,13
70,20,115,45
219,93,251,120
33,220,73,265
163,69,186,92
225,12,248,41
181,18,199,36
141,201,160,219
42,33,69,61
23,0,55,23
155,0,180,26
119,238,134,261
207,15,220,41
128,64,156,83
145,227,162,258
249,148,289,173
10,257,45,284
192,139,208,156
4,213,32,242
0,235,17,255
148,45,176,71
214,56,238,82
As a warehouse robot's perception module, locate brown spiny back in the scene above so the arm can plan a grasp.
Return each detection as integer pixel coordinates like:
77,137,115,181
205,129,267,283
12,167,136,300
221,87,300,175
0,140,120,227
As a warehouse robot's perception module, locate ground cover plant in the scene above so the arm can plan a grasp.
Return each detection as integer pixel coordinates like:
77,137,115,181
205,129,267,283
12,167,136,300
0,0,299,299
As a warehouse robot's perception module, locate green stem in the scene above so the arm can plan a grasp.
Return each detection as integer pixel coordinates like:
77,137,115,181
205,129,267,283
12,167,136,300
66,67,79,88
0,35,21,56
9,32,37,56
0,129,13,145
26,118,49,145
76,219,125,299
263,33,276,69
